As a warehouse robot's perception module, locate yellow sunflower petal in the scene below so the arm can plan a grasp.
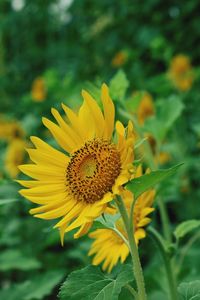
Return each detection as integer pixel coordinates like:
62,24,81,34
29,198,67,214
30,136,69,162
134,228,146,242
42,117,75,153
17,180,63,188
21,193,67,205
78,99,96,140
140,207,155,218
26,148,68,167
59,222,69,246
74,222,93,239
137,217,151,228
54,202,84,228
19,164,65,180
82,89,105,137
19,184,66,197
33,202,74,220
51,108,83,148
101,83,115,140
61,103,88,139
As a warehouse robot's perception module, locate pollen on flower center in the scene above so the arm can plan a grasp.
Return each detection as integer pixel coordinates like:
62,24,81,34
66,139,121,204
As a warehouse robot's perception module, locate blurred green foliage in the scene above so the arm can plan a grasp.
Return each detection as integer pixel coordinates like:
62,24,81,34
0,0,200,299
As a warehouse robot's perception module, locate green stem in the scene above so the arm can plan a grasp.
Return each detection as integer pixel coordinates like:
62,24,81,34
115,196,147,300
157,199,172,243
126,284,139,299
148,227,179,300
111,227,129,247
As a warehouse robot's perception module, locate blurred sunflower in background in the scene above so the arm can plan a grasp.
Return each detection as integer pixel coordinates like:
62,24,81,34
136,92,155,125
0,119,26,178
129,92,171,166
5,138,26,179
18,84,136,244
31,77,47,102
0,119,24,141
111,50,129,68
88,165,155,272
168,54,194,91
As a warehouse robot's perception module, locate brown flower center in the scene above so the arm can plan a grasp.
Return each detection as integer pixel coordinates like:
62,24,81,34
66,139,121,203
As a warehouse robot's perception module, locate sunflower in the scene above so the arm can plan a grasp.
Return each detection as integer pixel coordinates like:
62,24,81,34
5,138,26,178
155,151,171,165
88,166,155,273
111,50,128,67
168,54,194,91
31,77,46,102
127,91,154,126
136,92,154,125
18,84,135,244
0,119,24,141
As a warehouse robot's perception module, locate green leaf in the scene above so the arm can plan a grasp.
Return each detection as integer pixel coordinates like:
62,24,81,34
0,183,18,198
174,220,200,240
127,164,183,198
0,249,41,271
148,291,167,300
93,213,121,231
25,270,65,300
126,91,146,113
143,116,163,141
192,123,200,136
178,281,200,300
0,198,18,205
143,96,184,142
0,270,64,300
109,70,129,101
59,264,133,300
157,95,184,131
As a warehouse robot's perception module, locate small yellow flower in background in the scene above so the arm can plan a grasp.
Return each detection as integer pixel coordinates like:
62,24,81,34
31,77,46,102
168,54,194,91
0,119,24,141
145,135,171,166
5,138,26,178
136,92,155,125
111,50,128,67
18,84,136,244
88,166,155,273
156,151,171,165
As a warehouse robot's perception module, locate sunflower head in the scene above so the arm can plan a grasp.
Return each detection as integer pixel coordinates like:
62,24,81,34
168,54,194,91
88,165,155,272
5,138,26,178
170,54,191,74
31,77,46,102
155,151,171,165
18,84,135,244
136,92,154,125
111,50,128,67
0,119,24,141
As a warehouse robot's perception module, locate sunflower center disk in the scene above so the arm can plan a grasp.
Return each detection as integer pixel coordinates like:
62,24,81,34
66,139,121,203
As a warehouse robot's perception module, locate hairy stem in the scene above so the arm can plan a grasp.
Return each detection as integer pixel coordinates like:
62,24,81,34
115,196,147,300
148,227,179,300
126,284,139,299
157,199,172,243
